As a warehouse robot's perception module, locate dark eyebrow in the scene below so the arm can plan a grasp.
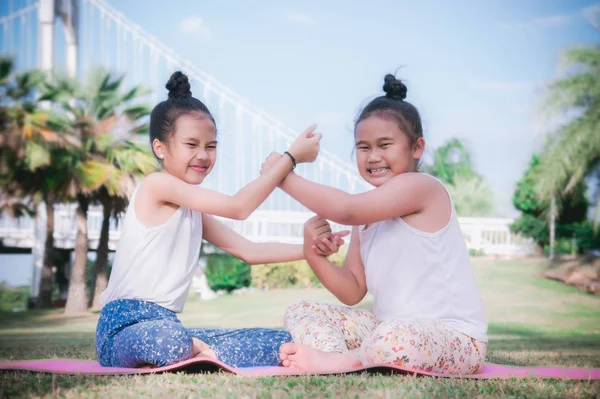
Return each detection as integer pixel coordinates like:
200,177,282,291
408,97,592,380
355,140,369,146
207,140,218,145
184,137,199,143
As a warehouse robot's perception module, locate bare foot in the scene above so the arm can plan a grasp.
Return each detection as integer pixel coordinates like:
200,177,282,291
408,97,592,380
279,343,362,373
192,338,217,360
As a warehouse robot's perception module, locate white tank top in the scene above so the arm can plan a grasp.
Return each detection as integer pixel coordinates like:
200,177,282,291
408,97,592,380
101,185,203,313
359,175,488,342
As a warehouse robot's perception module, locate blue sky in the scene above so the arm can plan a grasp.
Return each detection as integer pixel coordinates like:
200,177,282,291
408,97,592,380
103,0,600,216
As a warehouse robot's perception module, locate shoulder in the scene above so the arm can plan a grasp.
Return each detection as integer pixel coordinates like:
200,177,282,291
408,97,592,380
141,172,174,188
139,172,188,197
134,172,178,208
383,172,445,194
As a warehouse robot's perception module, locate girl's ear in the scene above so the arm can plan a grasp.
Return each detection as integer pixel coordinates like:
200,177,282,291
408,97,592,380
413,137,425,160
152,138,165,160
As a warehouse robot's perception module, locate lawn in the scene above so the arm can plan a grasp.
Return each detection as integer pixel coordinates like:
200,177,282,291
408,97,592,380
1,258,599,398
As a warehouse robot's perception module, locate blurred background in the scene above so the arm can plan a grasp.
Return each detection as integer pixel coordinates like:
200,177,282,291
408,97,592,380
0,0,598,313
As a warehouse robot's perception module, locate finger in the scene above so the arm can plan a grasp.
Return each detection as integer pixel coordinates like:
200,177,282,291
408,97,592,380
332,230,351,238
311,245,324,255
313,225,332,235
313,241,329,254
322,237,338,252
302,124,317,138
310,218,329,230
313,236,331,247
307,215,323,224
313,246,327,256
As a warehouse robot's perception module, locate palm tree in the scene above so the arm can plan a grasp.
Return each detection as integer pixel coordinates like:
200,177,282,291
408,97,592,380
41,67,155,314
88,138,156,310
536,43,600,213
0,56,78,308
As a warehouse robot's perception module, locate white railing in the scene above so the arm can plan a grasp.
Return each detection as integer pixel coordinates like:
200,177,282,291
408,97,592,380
0,206,533,256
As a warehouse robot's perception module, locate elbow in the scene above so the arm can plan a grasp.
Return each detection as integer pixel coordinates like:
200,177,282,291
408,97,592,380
335,212,353,226
328,196,356,225
332,205,354,226
237,251,257,265
340,296,361,306
338,290,366,306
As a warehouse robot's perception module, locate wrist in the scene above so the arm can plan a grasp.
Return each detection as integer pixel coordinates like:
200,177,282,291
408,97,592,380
283,151,297,169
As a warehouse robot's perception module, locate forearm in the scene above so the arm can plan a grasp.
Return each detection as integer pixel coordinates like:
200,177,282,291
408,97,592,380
242,242,304,265
232,156,294,219
304,251,364,305
280,173,354,225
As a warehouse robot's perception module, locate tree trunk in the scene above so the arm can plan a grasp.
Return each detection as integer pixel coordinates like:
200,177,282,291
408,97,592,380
90,194,111,310
64,196,89,315
549,195,556,262
36,195,55,308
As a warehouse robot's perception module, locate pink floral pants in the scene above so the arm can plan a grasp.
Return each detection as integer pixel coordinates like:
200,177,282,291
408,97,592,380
283,300,487,375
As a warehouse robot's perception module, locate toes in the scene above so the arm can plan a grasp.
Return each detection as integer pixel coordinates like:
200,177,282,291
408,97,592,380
282,359,291,367
287,360,305,373
279,352,288,361
279,342,299,355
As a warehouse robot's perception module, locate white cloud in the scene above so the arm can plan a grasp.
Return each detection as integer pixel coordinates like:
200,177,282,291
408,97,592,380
180,16,212,40
499,13,572,32
470,80,537,93
285,11,315,25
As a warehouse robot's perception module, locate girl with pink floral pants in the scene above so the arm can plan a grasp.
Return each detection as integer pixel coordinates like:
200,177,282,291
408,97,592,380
268,74,488,375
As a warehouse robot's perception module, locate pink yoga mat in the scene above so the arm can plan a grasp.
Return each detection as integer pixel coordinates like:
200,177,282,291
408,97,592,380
1,358,599,380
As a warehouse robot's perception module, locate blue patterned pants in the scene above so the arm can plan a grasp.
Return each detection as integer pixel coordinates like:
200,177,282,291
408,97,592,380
96,299,291,368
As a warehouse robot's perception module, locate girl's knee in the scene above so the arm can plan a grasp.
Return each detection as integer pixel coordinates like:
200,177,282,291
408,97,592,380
283,300,321,326
111,321,193,367
285,300,320,314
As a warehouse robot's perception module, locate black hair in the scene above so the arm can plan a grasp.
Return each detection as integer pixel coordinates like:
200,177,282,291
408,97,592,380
355,74,423,146
149,71,216,159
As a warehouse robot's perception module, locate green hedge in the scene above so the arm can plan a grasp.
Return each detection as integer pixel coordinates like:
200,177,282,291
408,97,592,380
205,253,252,292
252,253,345,289
0,284,29,312
203,247,347,292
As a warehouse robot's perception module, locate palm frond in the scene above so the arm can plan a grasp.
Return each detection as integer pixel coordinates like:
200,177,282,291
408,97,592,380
536,43,600,206
122,85,151,102
24,140,51,170
124,104,151,122
74,160,115,193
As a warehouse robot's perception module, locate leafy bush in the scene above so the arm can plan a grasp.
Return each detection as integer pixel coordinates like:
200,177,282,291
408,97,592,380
252,253,345,289
511,154,590,253
0,283,29,312
205,253,251,292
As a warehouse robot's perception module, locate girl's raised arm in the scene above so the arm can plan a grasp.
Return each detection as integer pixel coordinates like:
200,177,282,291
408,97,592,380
278,172,440,226
144,126,321,220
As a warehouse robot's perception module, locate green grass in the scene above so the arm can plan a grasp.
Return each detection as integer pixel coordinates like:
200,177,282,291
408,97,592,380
1,258,599,398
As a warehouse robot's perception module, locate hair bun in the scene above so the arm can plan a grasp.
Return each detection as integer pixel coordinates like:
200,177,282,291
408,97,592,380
382,74,407,100
166,71,192,98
